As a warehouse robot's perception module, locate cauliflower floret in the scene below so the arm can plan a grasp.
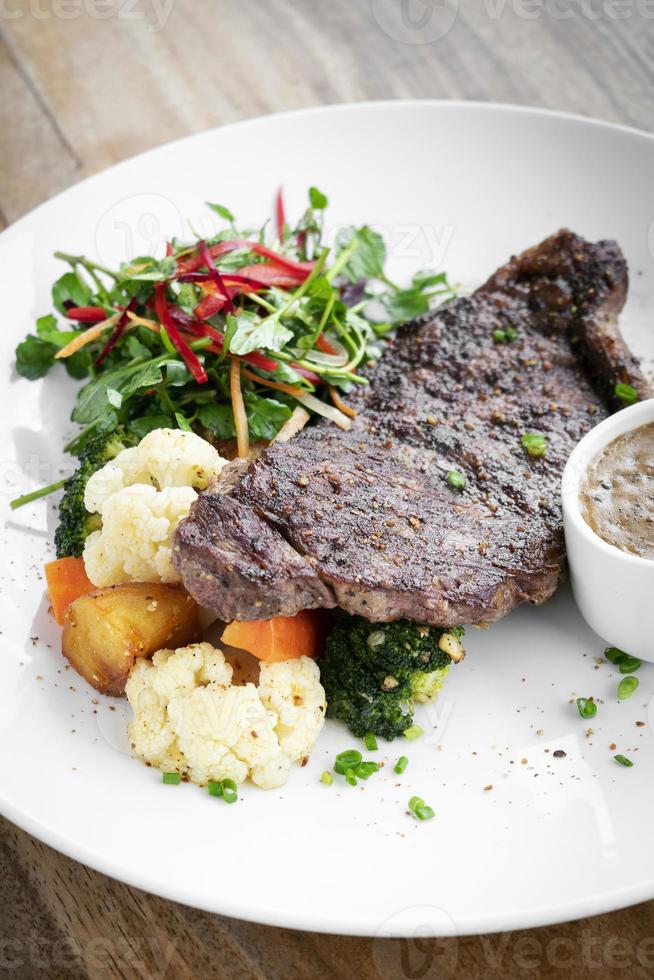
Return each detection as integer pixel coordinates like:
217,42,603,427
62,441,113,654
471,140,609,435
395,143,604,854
258,656,326,761
126,644,326,790
83,484,197,587
85,428,225,514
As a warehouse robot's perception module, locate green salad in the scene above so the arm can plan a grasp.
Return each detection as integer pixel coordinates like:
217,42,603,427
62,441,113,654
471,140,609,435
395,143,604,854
13,186,455,506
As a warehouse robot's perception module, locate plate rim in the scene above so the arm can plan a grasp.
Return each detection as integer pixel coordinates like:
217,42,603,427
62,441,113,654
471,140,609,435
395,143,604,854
2,98,654,936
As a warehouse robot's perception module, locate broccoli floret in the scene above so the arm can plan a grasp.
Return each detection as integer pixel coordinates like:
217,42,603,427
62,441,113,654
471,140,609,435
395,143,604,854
54,428,137,558
321,617,465,741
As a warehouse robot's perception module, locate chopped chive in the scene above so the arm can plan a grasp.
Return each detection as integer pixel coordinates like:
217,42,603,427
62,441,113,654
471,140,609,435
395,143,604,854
408,796,425,813
415,804,436,821
364,733,378,752
617,676,639,700
614,383,638,405
394,755,409,775
604,646,627,665
576,697,597,720
446,470,466,491
10,478,68,511
221,778,238,803
207,780,223,797
493,329,506,343
614,754,633,767
320,771,333,786
619,655,641,674
504,326,517,342
345,770,358,786
403,725,423,741
162,772,181,785
334,749,362,774
355,762,379,780
521,432,547,458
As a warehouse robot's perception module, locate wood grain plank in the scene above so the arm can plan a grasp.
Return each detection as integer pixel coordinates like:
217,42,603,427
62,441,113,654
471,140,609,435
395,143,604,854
0,28,80,223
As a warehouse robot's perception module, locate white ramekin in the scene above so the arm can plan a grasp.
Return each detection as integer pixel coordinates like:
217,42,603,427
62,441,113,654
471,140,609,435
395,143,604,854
562,398,654,662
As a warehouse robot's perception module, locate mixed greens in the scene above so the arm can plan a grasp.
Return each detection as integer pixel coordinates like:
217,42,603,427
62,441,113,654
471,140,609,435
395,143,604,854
320,616,464,740
14,187,456,491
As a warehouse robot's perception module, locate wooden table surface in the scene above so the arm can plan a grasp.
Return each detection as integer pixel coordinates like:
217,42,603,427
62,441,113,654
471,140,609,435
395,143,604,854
2,2,654,977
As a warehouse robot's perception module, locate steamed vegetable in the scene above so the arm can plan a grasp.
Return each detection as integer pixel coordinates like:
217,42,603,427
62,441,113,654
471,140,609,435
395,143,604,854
320,617,465,740
126,643,326,788
61,583,199,694
44,557,94,625
221,610,326,662
54,428,139,558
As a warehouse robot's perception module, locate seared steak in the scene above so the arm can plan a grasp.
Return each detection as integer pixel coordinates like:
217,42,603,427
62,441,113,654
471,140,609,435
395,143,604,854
174,231,649,625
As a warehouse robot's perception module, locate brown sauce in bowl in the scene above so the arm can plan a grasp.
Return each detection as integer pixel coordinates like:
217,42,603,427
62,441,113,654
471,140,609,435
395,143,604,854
580,422,654,559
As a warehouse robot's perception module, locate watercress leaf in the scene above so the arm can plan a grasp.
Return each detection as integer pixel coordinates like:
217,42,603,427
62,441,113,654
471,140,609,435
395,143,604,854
412,270,449,289
106,388,123,409
223,313,239,356
174,411,193,432
198,403,236,439
309,186,328,210
207,202,236,223
15,335,57,380
175,282,198,313
164,360,190,387
64,348,92,380
228,310,293,356
35,315,79,350
336,225,386,282
51,270,92,315
381,288,430,323
244,394,292,441
129,414,172,438
73,360,163,423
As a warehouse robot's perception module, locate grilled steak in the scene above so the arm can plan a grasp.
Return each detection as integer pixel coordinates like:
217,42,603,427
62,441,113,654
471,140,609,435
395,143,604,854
174,230,649,626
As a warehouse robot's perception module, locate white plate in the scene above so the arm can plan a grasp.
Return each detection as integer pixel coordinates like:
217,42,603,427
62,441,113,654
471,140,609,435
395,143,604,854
1,102,654,938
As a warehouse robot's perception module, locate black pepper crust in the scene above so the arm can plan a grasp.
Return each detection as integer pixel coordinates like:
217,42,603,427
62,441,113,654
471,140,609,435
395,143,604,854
173,230,649,625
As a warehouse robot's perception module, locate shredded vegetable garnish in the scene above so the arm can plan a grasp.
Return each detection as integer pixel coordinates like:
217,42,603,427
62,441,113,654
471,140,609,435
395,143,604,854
14,187,456,472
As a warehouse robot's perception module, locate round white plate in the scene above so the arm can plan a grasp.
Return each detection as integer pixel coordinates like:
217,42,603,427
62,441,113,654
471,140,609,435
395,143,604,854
1,102,654,938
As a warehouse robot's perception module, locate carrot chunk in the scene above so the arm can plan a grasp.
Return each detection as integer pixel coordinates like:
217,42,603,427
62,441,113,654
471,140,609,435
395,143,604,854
222,610,325,663
45,557,94,626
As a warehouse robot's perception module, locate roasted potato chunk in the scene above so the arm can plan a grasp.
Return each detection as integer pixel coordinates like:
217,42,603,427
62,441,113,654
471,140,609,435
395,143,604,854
62,583,199,695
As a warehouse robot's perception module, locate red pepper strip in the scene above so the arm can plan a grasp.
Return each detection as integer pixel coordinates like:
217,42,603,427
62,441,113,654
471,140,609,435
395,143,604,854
276,187,286,241
315,334,340,356
176,239,315,277
95,298,138,367
195,292,227,322
199,240,235,315
154,284,208,384
231,263,305,288
66,306,108,324
165,241,174,257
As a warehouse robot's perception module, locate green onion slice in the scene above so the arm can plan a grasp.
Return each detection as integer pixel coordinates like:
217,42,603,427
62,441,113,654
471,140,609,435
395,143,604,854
162,771,181,785
394,756,409,775
446,470,466,491
614,754,633,767
403,725,424,741
364,733,378,752
614,383,638,405
576,697,597,720
617,676,639,700
334,750,363,774
521,432,547,458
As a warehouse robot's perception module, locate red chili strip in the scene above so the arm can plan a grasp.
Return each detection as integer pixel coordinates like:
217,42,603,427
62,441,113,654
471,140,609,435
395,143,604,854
315,334,339,356
176,239,314,277
154,284,208,384
95,298,138,367
199,240,235,315
66,306,108,324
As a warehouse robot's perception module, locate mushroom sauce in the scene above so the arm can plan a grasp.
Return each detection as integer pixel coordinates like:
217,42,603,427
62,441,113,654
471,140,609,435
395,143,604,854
580,422,654,559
